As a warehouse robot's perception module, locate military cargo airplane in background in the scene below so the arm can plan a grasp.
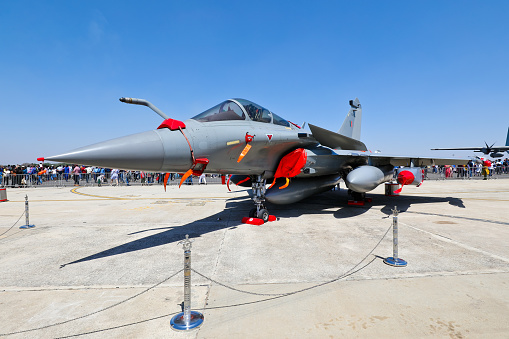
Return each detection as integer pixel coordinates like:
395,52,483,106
431,127,509,158
39,97,468,223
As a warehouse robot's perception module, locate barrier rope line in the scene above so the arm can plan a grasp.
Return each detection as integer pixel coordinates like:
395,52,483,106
192,223,393,297
201,256,377,310
53,312,181,339
54,256,377,338
0,269,183,337
0,210,25,238
1,224,393,337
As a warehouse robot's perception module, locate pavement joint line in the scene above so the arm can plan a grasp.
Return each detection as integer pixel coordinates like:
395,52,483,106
3,270,509,293
401,222,509,263
402,210,509,226
199,208,233,331
348,269,509,281
407,189,509,194
363,204,508,226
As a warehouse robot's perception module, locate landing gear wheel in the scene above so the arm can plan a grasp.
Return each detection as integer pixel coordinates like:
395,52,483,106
348,189,365,201
257,208,269,223
249,208,257,218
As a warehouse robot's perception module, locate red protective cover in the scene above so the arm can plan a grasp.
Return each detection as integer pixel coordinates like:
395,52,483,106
273,148,307,179
241,217,264,225
157,118,186,130
397,170,415,186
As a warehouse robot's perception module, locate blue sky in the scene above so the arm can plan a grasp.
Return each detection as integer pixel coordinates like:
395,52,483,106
1,1,508,164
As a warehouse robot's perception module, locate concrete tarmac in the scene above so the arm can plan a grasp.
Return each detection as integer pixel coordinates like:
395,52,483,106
0,179,508,338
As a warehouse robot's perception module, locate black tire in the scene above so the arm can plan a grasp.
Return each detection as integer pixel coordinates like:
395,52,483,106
249,208,257,218
257,208,269,222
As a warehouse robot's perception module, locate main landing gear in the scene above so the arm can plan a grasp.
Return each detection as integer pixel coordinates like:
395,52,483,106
347,189,372,206
242,175,276,224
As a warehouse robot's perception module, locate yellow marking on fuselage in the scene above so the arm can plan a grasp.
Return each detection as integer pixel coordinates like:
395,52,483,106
227,140,240,146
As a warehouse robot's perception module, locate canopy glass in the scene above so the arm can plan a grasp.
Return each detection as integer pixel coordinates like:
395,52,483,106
191,99,291,127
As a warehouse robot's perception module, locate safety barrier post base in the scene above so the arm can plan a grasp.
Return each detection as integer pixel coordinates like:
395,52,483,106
19,224,35,229
383,206,407,267
170,311,204,331
383,257,407,267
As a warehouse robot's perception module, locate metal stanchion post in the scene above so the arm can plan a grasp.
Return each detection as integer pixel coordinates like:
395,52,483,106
19,195,35,229
170,234,204,331
383,206,407,267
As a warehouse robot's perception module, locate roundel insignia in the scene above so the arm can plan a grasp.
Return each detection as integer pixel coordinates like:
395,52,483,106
266,134,273,141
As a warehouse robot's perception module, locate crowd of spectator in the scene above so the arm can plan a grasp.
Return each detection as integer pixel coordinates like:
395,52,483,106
1,159,508,188
0,164,219,188
429,159,509,179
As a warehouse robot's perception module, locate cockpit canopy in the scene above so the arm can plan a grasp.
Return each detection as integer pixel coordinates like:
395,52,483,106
191,99,291,127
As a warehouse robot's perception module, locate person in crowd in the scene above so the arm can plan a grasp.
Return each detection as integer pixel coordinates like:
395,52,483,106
199,173,207,185
85,166,93,183
97,173,105,187
63,165,70,181
110,168,119,186
73,164,81,186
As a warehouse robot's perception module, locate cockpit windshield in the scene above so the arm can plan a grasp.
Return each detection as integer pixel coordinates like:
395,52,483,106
191,100,245,122
191,98,291,127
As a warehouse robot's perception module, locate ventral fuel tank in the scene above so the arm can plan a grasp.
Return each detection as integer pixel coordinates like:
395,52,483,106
265,174,341,204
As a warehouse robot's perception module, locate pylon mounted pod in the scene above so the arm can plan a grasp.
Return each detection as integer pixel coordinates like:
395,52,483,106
19,195,35,229
384,206,407,267
170,235,204,331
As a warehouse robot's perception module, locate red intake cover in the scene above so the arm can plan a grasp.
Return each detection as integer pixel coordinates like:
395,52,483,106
397,170,415,186
273,148,308,179
157,118,186,130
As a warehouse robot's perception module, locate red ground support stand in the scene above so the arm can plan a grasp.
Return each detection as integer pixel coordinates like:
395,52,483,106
348,200,365,206
241,215,278,225
241,217,264,225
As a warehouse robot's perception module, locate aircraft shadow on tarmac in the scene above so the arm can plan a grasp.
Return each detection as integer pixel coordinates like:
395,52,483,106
60,189,464,267
272,189,465,219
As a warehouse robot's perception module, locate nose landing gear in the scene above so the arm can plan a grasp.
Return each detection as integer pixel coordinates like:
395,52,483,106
242,175,277,224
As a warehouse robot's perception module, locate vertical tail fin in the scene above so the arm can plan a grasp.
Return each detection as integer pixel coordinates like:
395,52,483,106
505,127,509,146
338,98,362,140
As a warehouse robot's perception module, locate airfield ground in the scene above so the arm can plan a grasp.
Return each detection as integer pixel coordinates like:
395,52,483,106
0,179,508,338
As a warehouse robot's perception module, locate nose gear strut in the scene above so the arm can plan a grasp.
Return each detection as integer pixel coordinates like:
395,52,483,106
241,175,277,224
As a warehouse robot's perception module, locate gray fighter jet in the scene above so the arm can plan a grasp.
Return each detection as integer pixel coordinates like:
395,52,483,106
431,127,509,158
39,97,468,222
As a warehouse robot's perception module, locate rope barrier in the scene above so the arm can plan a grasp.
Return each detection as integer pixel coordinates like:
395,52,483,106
0,210,25,238
1,222,393,337
0,269,183,337
54,256,378,338
192,223,392,297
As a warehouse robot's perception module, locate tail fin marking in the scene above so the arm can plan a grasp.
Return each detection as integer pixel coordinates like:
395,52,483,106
338,98,362,141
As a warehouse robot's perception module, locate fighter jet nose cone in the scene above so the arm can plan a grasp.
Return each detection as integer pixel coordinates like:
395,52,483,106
45,130,166,170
